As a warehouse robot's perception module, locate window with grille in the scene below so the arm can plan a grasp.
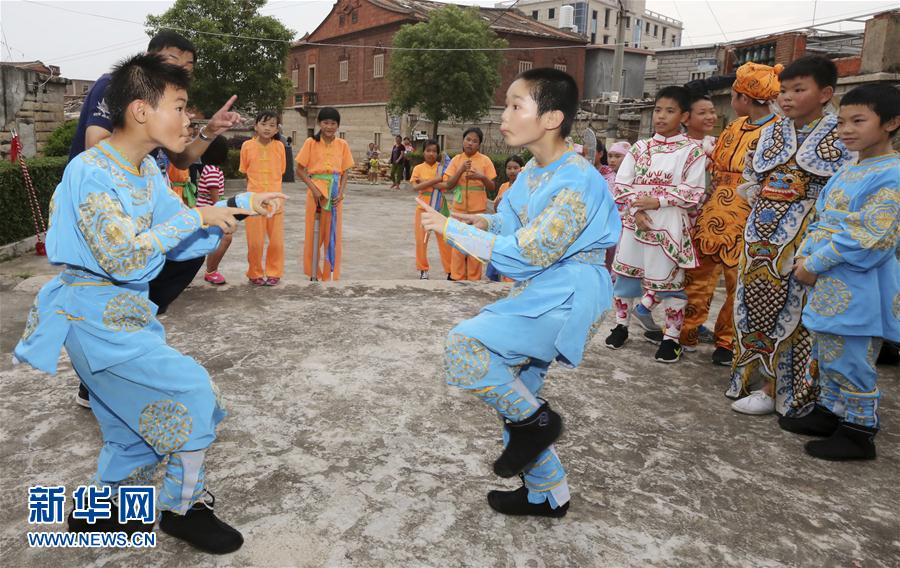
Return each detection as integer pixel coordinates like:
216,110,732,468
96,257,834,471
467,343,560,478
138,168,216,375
291,68,298,87
339,60,349,82
554,64,567,72
373,54,384,78
549,8,555,19
351,11,357,23
654,24,658,37
603,35,609,44
604,9,610,28
374,132,381,149
532,10,538,19
518,60,533,73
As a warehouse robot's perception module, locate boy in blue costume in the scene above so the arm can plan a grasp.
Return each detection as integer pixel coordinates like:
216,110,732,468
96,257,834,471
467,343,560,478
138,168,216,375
418,68,621,517
780,83,899,460
14,54,285,553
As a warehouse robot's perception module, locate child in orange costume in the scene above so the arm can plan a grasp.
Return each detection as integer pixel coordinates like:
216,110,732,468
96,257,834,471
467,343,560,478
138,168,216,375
295,107,354,280
411,139,452,279
240,110,286,286
440,127,496,280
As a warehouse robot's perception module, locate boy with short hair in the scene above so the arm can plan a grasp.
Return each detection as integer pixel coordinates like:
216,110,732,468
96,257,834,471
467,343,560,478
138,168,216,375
240,110,286,286
778,83,899,460
604,86,708,363
418,68,620,517
13,53,285,553
728,55,854,416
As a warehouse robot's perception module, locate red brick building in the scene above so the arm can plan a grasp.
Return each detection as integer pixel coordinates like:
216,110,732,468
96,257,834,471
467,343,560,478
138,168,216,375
282,0,587,159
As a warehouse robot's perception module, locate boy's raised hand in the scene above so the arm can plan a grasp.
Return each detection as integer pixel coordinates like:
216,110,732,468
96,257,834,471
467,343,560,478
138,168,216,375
415,198,450,234
205,95,242,136
451,211,488,230
198,206,255,234
252,192,288,217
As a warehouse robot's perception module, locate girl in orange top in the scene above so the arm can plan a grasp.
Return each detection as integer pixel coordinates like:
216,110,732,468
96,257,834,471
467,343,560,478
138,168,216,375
494,154,524,208
440,127,497,280
240,110,286,285
410,139,452,279
295,107,355,281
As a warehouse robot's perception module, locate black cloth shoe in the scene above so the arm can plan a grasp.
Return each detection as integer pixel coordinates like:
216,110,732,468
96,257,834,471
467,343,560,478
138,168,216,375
493,402,563,478
876,341,899,366
778,404,840,436
605,324,628,349
643,329,663,345
67,500,155,535
711,346,734,366
159,493,243,554
654,339,682,363
805,422,877,461
76,383,91,408
487,485,569,518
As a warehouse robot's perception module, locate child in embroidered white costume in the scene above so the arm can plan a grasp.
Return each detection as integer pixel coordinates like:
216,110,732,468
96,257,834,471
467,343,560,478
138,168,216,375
418,68,620,517
778,83,899,460
604,86,708,363
727,56,854,417
13,54,285,554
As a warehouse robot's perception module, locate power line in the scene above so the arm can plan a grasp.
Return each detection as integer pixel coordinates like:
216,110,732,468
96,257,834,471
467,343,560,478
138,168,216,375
704,0,729,42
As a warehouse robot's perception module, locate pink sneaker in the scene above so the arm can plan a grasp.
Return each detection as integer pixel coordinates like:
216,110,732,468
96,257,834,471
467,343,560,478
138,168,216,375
265,277,280,286
249,277,266,286
204,271,226,285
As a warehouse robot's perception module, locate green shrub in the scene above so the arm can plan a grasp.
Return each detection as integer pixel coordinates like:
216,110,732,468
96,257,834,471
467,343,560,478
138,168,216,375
0,156,67,245
43,120,78,157
223,148,244,179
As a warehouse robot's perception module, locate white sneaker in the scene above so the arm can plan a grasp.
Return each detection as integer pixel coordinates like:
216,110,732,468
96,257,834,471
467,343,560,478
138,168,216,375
731,390,775,415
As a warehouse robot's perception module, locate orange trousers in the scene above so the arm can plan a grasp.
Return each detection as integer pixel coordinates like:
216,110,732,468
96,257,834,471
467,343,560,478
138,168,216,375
304,191,342,281
245,211,284,279
449,208,484,281
414,207,451,274
451,249,483,281
680,253,738,349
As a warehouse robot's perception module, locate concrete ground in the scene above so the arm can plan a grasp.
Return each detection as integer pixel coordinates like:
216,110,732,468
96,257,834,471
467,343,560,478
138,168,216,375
0,181,897,568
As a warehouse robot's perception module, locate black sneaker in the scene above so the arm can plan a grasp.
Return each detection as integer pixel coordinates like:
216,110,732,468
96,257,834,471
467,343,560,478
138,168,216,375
76,383,91,408
643,329,663,345
487,484,569,518
711,346,734,366
159,492,243,554
604,324,629,349
805,422,877,461
778,404,840,437
654,339,682,363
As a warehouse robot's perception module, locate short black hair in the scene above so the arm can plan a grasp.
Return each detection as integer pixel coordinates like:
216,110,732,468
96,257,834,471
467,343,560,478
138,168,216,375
655,86,691,113
255,110,278,124
462,126,484,144
687,90,712,113
840,83,900,137
505,155,525,168
147,30,196,56
516,67,579,138
201,135,229,166
287,136,293,144
107,53,191,129
423,139,440,153
779,55,837,90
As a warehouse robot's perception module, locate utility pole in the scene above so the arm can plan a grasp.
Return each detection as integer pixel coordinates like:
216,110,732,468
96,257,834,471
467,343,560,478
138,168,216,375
607,0,627,144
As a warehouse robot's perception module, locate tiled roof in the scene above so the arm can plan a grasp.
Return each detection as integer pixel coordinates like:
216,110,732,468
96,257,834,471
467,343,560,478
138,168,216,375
368,0,586,42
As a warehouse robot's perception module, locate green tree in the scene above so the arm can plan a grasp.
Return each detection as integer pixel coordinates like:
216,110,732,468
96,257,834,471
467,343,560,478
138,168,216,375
388,5,506,138
146,0,294,117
